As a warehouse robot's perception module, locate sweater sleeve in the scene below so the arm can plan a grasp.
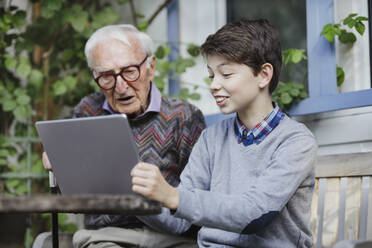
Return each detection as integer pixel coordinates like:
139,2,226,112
176,104,206,171
174,133,317,234
138,129,212,234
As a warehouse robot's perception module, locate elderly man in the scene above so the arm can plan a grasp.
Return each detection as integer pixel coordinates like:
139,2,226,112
42,24,205,247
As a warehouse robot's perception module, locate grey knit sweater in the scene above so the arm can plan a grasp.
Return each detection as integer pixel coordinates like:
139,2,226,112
139,115,317,248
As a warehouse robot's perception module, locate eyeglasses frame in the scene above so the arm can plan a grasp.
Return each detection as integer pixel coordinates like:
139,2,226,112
93,55,149,90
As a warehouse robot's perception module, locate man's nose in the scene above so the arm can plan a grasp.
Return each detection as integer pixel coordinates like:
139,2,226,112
115,75,129,94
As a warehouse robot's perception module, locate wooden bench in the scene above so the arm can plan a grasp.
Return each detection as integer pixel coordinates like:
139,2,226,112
311,151,372,248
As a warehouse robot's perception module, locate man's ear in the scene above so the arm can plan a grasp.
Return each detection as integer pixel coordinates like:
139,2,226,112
258,63,273,89
148,55,156,80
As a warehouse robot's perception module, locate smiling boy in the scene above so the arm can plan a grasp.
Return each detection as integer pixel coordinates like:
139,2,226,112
131,19,318,248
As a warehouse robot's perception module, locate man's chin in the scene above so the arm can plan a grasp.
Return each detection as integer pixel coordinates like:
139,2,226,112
114,105,141,117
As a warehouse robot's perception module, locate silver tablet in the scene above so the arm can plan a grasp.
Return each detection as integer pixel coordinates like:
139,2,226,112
36,114,139,195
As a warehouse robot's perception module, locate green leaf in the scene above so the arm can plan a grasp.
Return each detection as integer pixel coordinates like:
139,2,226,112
6,179,20,189
64,76,77,89
137,21,149,32
300,91,308,99
13,105,29,119
355,22,365,35
337,66,345,87
43,0,63,11
187,44,200,57
16,94,31,105
189,93,200,100
356,16,368,22
0,149,10,157
53,80,67,96
12,11,26,28
204,77,211,86
289,88,300,97
14,88,26,96
324,30,335,42
280,92,292,105
339,31,356,44
135,13,145,19
91,6,120,30
291,50,304,64
164,47,171,56
65,4,89,32
29,69,44,87
3,13,12,24
3,100,16,112
153,76,165,93
62,49,74,61
4,56,17,70
0,158,7,166
155,46,165,59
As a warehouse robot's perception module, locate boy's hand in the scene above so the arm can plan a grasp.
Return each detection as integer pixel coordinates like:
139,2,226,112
131,162,179,210
42,151,53,171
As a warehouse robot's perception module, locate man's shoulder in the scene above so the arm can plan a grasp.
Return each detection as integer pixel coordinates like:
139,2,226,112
73,92,106,117
160,96,203,120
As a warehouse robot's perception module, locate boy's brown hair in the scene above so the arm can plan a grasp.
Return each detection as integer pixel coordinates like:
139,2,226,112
200,18,282,94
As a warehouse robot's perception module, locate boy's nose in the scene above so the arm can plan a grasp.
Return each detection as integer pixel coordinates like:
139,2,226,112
210,78,222,91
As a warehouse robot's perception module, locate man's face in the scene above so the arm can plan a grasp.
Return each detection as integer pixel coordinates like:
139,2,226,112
91,36,155,116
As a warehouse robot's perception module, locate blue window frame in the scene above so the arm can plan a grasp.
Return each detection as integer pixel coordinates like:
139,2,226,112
288,0,372,116
167,0,180,96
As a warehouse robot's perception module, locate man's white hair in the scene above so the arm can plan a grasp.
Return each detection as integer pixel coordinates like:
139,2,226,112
84,24,153,68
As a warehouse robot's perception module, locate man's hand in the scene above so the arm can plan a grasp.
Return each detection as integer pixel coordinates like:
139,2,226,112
131,162,179,210
42,151,53,171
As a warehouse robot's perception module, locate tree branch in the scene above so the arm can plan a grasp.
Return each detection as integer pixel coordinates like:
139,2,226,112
128,0,137,26
147,0,173,26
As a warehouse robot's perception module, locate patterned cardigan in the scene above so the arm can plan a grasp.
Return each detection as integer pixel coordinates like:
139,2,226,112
72,92,206,229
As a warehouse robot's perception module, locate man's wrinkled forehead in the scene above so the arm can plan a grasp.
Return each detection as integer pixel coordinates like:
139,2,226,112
91,37,144,72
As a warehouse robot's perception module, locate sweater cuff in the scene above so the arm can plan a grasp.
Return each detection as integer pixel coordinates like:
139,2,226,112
174,186,195,220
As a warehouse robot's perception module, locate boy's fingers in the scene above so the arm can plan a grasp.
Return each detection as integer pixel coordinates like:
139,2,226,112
132,176,149,187
42,152,52,171
132,185,151,197
131,168,156,179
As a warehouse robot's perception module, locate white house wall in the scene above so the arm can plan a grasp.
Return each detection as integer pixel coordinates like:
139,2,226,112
179,0,226,115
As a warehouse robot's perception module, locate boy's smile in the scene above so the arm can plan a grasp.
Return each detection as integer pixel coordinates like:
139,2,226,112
207,55,262,114
207,54,274,128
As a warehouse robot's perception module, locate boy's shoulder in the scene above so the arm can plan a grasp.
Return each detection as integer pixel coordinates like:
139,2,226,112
202,116,235,138
271,115,316,148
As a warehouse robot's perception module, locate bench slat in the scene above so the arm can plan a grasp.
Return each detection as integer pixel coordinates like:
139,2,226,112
337,177,347,242
315,178,327,248
323,178,340,247
344,178,361,240
316,152,372,178
359,176,370,240
367,177,372,239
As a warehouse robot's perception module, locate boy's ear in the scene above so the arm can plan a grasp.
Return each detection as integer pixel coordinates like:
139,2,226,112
258,63,273,89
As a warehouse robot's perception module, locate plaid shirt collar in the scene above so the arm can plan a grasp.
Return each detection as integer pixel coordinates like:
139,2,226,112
234,104,284,146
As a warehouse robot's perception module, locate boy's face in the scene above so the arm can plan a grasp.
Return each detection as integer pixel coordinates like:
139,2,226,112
207,55,263,115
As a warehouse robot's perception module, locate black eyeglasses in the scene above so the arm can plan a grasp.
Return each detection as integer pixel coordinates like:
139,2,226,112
94,55,148,90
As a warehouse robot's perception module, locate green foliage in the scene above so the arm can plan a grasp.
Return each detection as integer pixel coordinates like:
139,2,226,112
272,81,308,111
337,66,345,87
282,49,307,65
321,13,368,44
320,13,368,88
153,44,200,99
